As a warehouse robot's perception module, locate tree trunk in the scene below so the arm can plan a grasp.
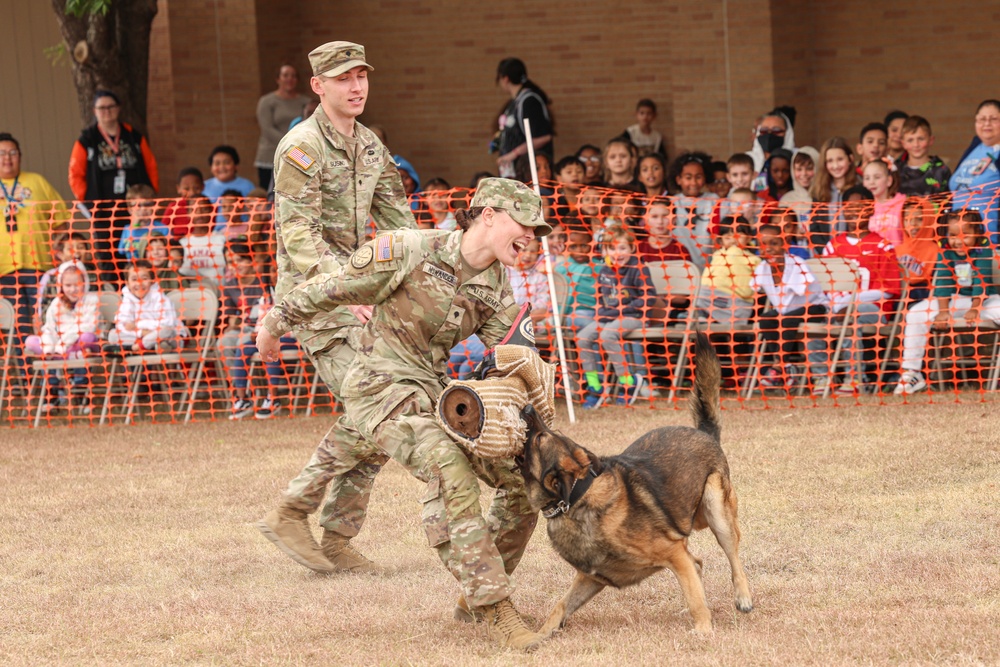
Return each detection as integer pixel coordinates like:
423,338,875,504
51,0,159,137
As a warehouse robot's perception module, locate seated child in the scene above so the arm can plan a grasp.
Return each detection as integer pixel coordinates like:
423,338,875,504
726,153,756,192
895,198,940,302
556,228,600,338
696,216,760,325
417,178,457,231
551,156,586,220
862,158,906,245
34,232,96,335
577,225,657,407
119,184,171,260
855,122,888,173
162,167,204,238
750,224,830,390
219,245,296,419
719,187,762,228
777,211,810,259
141,232,186,292
707,160,731,199
107,259,188,353
214,189,251,239
896,116,952,196
814,189,902,393
636,200,692,264
506,237,552,352
894,210,1000,395
25,261,104,410
202,145,256,200
637,154,669,198
669,152,718,271
179,197,227,286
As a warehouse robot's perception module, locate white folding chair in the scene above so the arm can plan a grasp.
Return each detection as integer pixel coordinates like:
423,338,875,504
117,288,221,424
0,298,16,421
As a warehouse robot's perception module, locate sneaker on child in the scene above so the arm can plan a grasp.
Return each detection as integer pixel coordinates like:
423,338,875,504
255,397,281,420
581,389,606,410
230,398,254,420
893,371,926,396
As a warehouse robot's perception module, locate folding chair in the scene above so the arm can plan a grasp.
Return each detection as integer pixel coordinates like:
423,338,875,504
27,292,121,427
926,260,1000,393
117,287,221,424
743,258,861,398
623,260,701,400
796,257,864,397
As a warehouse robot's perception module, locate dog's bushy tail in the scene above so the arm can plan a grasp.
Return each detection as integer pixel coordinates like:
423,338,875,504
689,332,722,442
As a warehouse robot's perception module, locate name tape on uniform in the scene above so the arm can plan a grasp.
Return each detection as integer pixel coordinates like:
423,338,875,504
331,159,348,168
287,146,315,171
468,287,504,312
423,263,457,286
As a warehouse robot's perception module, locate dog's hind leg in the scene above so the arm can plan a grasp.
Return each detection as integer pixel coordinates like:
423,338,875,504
701,473,753,614
538,572,606,636
665,542,712,633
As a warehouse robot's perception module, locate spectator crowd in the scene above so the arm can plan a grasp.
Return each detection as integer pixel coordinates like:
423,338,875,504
2,57,1000,421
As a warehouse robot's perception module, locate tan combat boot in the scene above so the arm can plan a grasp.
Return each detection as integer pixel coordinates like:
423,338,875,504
320,530,387,574
482,598,546,651
454,595,484,623
255,505,335,573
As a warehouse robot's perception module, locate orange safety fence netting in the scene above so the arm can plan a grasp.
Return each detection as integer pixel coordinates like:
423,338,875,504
1,183,999,427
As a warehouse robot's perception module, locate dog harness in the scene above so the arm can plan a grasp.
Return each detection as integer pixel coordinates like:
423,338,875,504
541,467,600,519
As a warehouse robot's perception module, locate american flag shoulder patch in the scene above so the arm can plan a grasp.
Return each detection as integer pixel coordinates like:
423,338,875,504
375,234,394,262
286,146,316,171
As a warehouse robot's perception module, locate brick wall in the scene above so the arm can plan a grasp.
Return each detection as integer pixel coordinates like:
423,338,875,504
141,0,1000,191
147,0,263,194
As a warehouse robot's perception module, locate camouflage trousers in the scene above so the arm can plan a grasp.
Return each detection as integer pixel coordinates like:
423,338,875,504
348,387,538,609
280,335,389,536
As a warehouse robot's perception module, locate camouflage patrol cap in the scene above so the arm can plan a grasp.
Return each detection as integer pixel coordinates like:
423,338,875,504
471,177,552,237
308,41,373,78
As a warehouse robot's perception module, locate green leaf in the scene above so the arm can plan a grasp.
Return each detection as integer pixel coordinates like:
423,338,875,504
65,0,112,18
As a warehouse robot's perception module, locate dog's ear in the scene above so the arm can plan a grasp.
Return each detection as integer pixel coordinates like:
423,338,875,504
571,445,602,475
587,448,603,475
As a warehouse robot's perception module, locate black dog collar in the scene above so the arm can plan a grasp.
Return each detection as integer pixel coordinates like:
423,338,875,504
541,467,599,519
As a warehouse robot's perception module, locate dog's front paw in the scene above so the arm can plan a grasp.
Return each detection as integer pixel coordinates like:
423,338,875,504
735,595,753,613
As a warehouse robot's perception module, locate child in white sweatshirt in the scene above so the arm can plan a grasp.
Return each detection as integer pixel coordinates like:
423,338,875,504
24,260,104,409
108,260,189,353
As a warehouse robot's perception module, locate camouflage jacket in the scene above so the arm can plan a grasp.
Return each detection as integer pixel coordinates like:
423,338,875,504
262,228,519,417
272,105,414,352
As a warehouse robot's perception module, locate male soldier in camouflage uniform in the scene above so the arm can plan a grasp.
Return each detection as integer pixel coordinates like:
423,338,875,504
255,41,415,574
257,179,550,651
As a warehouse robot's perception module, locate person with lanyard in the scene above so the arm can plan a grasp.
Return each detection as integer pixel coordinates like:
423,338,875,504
257,178,552,651
0,132,69,356
493,57,553,181
254,41,417,576
68,90,159,284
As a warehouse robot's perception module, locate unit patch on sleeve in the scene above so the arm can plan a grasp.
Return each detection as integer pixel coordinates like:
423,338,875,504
350,245,374,269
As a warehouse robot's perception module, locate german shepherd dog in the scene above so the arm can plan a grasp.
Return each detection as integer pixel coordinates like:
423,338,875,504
518,334,752,635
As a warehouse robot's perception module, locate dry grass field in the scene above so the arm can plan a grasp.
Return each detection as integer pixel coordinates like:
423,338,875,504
2,400,999,666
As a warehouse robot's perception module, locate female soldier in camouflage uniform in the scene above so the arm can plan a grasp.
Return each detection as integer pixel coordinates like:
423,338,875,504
257,178,550,651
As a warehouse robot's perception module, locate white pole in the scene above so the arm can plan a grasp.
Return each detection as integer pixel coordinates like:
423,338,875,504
523,118,577,423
